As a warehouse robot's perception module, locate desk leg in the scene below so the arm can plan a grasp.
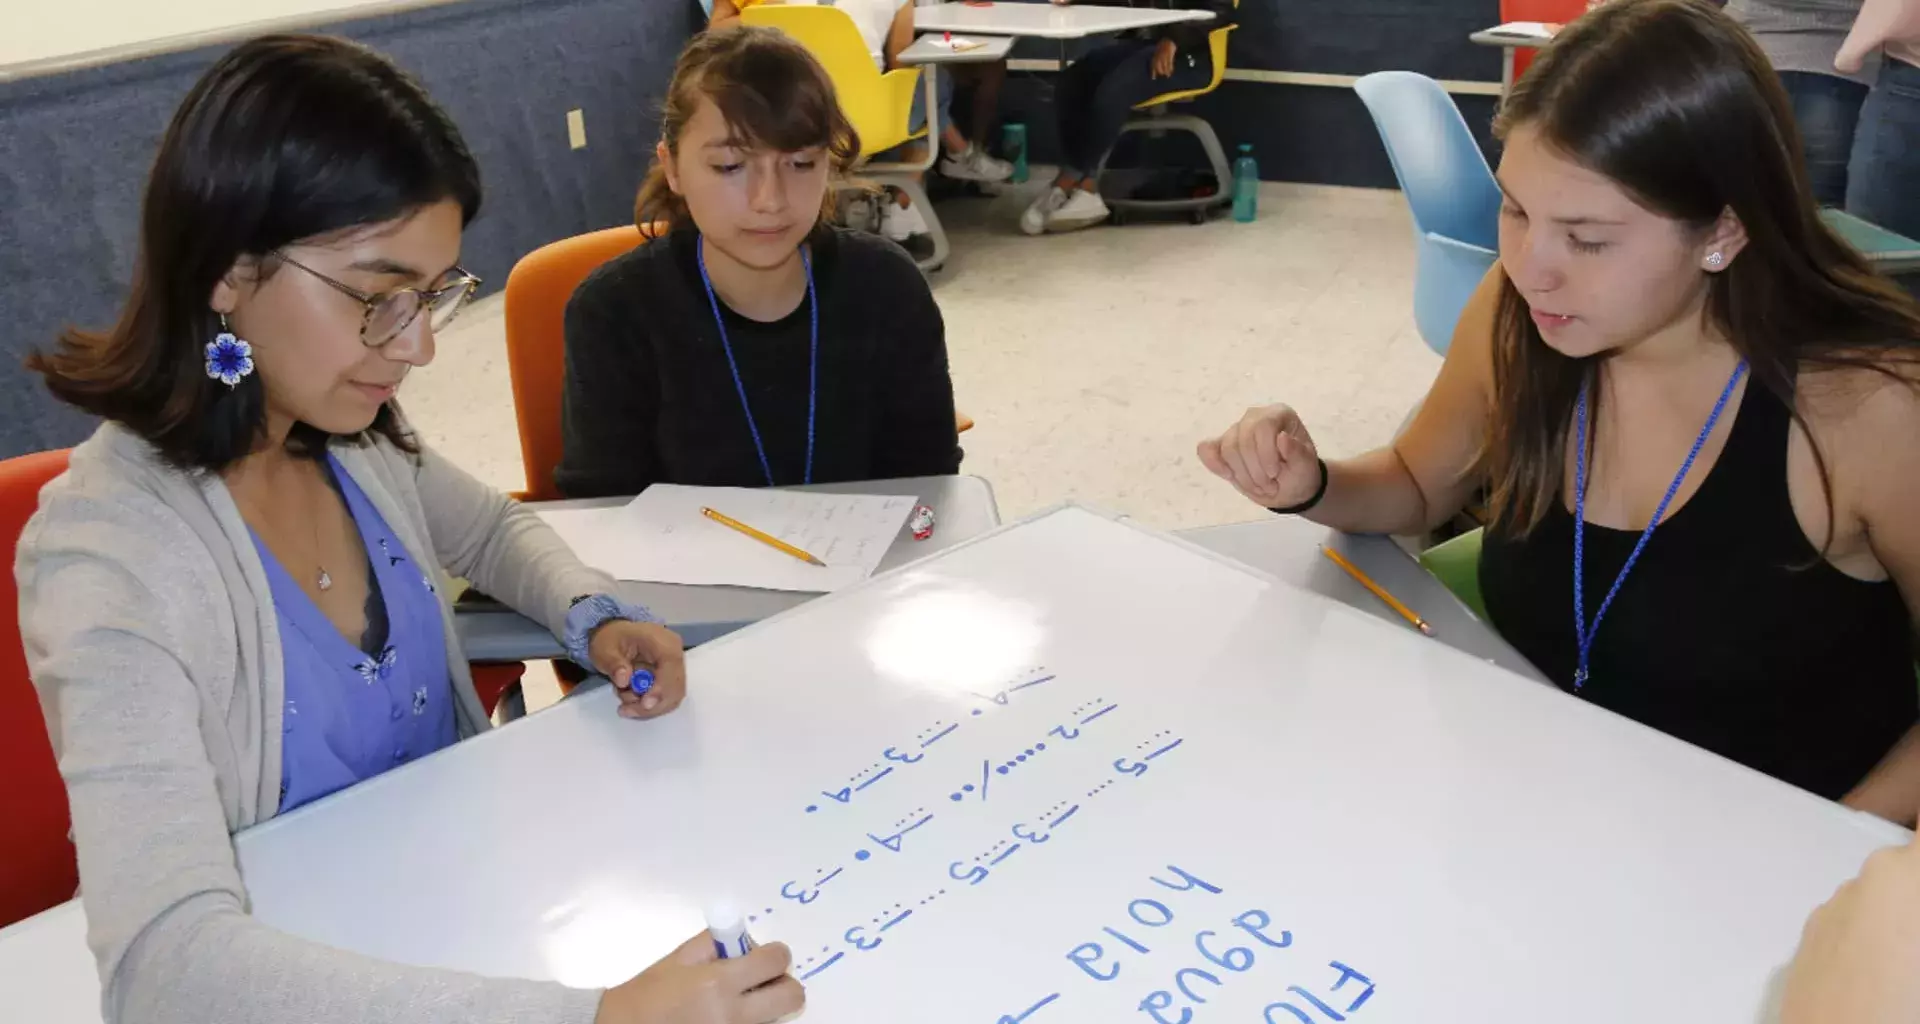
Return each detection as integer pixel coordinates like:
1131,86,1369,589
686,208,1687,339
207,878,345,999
1501,47,1515,100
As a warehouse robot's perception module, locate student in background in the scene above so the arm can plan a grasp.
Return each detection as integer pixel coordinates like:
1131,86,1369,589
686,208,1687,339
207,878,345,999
1200,0,1920,822
706,0,761,30
834,0,1013,245
556,28,961,499
18,34,799,1024
1021,0,1237,235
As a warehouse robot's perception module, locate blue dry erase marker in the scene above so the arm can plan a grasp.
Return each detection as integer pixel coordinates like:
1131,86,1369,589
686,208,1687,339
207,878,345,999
625,668,655,697
706,900,755,959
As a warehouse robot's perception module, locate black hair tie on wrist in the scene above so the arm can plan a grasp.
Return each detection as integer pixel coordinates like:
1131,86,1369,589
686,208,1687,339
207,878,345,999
1268,457,1330,516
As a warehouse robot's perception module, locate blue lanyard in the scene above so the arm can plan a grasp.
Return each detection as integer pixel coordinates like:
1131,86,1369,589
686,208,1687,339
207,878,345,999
697,235,818,487
1571,359,1747,690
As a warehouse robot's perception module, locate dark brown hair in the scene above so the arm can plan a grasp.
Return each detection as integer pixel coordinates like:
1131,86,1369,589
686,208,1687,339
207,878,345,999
635,26,860,239
27,34,481,472
1484,0,1920,537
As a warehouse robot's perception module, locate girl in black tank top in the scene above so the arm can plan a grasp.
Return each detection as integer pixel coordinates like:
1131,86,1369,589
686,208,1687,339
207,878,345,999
1480,385,1916,800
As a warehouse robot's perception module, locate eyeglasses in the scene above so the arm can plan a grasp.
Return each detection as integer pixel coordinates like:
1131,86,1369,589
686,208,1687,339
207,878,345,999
275,252,481,348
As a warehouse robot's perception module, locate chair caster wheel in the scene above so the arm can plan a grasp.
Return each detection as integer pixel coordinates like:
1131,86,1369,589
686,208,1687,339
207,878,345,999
1110,211,1127,226
1191,209,1209,225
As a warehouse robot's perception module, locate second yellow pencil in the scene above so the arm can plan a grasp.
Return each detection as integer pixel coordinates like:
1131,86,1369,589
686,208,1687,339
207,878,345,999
1321,545,1435,637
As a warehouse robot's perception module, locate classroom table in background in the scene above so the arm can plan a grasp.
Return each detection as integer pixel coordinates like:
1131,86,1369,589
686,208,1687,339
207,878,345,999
898,31,1017,68
1823,207,1920,275
914,1,1214,40
1469,22,1555,96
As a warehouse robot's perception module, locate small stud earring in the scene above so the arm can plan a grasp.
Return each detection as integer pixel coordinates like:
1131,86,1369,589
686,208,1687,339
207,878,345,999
204,314,255,388
1705,251,1726,269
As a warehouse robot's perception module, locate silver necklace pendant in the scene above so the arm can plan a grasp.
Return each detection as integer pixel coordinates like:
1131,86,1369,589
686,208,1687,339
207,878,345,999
317,568,333,592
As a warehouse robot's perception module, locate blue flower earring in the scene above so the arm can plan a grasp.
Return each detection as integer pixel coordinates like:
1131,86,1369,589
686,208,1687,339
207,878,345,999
205,316,255,388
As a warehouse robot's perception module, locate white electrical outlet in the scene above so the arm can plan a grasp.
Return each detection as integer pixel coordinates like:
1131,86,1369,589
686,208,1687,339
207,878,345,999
566,109,587,150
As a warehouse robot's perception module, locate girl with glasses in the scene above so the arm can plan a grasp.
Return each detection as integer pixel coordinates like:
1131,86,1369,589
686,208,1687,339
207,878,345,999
18,33,800,1024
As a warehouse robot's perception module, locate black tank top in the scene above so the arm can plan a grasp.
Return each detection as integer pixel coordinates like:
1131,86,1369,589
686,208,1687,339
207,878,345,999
1480,384,1916,800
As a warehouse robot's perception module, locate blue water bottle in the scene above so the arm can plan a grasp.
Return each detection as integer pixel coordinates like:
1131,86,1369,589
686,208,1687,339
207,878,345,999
1232,144,1259,223
1003,123,1030,184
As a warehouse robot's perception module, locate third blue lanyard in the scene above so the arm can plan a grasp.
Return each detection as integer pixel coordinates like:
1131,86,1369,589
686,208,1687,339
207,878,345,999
1571,360,1747,689
697,235,819,487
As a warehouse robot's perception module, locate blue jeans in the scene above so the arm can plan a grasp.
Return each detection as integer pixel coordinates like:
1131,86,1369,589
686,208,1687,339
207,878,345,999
1055,39,1214,178
1849,56,1920,240
1778,71,1868,209
908,66,954,137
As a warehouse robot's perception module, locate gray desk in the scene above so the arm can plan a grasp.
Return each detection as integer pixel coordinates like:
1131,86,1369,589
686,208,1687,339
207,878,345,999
1177,516,1548,683
1469,23,1554,96
914,2,1213,39
456,476,1000,658
898,32,1017,66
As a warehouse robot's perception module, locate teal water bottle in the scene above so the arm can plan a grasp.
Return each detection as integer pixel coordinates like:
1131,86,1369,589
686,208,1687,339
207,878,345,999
1003,123,1029,184
1232,144,1259,223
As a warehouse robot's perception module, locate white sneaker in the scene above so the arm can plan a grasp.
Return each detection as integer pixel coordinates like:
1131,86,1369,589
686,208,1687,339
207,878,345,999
881,197,930,241
1020,186,1071,236
940,145,1014,183
1039,189,1111,234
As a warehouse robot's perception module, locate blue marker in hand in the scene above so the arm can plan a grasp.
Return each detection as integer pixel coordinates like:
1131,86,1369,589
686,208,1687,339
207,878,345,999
706,900,756,959
626,668,655,697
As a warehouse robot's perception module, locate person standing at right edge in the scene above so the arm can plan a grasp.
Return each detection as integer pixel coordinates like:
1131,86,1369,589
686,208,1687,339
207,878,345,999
1840,0,1920,242
1726,0,1879,208
1198,0,1920,824
1020,0,1237,235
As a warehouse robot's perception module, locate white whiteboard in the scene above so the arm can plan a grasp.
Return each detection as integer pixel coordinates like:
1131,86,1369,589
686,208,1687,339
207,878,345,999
235,505,1908,1023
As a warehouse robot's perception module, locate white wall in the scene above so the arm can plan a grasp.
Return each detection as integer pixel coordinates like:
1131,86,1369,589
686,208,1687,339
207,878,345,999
2,0,447,71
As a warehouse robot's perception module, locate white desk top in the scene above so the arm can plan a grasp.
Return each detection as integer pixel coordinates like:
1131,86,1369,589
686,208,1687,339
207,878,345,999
0,900,96,1024
899,32,1019,66
455,475,999,659
914,2,1213,40
16,511,1905,1022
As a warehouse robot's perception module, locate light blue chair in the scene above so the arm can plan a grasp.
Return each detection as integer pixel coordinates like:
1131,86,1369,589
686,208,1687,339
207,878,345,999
1354,71,1503,356
699,0,714,14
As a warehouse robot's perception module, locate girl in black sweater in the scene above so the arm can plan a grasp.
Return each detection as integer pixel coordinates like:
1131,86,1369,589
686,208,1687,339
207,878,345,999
557,28,962,499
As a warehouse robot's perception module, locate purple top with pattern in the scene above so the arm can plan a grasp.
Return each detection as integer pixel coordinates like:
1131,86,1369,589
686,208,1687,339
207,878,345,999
252,455,455,813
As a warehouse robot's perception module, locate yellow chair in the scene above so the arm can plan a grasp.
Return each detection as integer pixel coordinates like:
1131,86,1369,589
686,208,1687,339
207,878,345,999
1101,2,1241,225
742,3,949,270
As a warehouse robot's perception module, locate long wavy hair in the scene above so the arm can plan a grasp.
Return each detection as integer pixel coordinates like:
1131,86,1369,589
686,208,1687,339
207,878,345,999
1484,0,1920,538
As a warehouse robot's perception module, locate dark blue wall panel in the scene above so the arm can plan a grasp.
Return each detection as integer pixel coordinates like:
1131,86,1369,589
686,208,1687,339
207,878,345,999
0,0,697,458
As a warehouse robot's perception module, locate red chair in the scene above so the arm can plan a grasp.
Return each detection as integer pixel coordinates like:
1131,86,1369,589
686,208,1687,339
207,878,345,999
1,449,78,927
1502,0,1589,82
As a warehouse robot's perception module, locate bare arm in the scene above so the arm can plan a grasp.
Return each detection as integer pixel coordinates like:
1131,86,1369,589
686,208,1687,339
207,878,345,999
709,0,742,29
1199,265,1501,534
1826,372,1920,827
884,0,916,69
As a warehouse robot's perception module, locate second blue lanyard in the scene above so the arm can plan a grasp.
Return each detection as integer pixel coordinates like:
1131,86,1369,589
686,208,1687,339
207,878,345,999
1571,359,1747,689
698,235,819,487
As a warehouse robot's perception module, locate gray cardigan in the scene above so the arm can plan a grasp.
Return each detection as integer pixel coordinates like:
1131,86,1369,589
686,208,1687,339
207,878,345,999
16,423,609,1024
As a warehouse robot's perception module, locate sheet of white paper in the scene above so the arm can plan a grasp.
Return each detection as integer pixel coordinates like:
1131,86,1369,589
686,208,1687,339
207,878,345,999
537,486,917,592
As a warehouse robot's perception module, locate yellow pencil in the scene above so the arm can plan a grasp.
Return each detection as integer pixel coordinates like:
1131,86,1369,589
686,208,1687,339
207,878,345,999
701,507,827,567
1321,545,1435,637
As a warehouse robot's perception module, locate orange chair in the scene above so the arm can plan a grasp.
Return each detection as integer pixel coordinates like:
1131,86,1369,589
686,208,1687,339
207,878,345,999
504,225,653,504
502,225,977,504
1,449,78,927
